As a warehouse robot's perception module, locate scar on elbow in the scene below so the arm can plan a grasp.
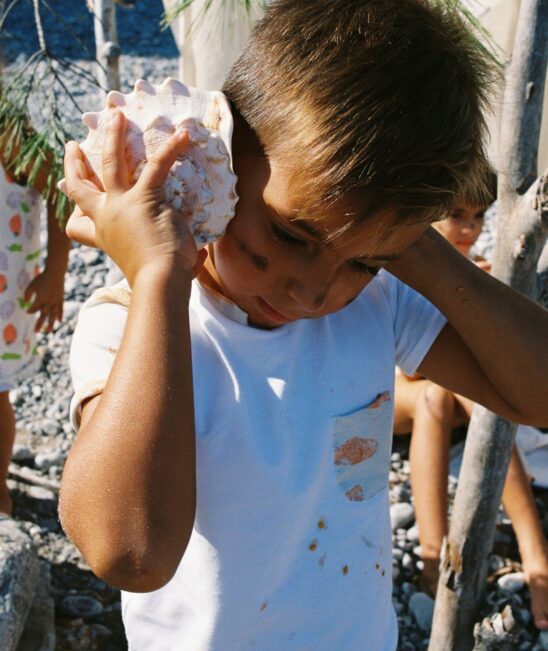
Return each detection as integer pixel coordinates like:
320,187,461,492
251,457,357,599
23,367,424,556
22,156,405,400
90,549,178,593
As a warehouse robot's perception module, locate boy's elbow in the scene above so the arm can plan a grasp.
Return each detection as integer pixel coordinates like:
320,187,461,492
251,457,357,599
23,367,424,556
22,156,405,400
59,500,193,593
87,547,182,593
76,535,190,593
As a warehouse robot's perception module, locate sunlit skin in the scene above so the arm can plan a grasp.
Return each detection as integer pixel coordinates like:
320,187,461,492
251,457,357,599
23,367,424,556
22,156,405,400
200,118,428,329
433,202,486,257
59,112,548,605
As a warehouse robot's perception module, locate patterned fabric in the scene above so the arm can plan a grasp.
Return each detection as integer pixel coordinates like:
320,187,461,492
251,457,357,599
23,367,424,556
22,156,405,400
0,162,41,391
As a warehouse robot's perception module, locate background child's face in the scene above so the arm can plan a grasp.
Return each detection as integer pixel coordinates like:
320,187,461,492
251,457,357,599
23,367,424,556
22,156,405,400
204,150,428,329
433,202,486,256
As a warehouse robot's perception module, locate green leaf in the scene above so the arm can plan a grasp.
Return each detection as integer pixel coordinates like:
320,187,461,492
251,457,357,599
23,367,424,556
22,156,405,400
18,297,33,310
20,201,30,213
7,244,23,252
1,353,22,360
26,250,41,261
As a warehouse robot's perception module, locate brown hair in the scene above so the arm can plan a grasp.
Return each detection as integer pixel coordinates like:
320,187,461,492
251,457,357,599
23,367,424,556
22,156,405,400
223,0,497,237
460,168,497,208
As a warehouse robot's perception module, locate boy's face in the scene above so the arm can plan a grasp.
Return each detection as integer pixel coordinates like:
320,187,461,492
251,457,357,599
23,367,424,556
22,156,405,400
203,151,428,329
433,202,486,256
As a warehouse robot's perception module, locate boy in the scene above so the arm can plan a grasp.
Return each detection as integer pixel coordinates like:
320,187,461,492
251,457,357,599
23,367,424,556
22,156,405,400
60,1,548,649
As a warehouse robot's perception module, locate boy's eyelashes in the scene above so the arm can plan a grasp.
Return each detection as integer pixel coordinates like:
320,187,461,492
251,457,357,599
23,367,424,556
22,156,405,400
269,220,380,277
270,221,308,247
347,260,381,277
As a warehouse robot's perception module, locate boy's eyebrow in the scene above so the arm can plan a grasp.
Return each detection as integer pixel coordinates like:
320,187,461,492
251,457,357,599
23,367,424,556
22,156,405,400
287,217,325,240
288,217,402,263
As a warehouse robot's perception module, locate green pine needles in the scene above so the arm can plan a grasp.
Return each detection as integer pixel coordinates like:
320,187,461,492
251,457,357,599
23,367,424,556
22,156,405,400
0,0,102,226
161,0,266,29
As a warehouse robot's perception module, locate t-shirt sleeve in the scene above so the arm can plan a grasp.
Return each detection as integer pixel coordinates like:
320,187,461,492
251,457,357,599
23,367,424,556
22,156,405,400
69,286,131,430
381,271,447,376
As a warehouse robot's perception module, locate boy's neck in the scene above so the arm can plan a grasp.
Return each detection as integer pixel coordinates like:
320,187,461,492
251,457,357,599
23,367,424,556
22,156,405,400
198,252,225,296
196,107,263,304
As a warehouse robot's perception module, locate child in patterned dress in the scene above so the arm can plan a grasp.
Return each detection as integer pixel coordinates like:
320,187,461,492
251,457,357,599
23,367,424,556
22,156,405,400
0,134,70,514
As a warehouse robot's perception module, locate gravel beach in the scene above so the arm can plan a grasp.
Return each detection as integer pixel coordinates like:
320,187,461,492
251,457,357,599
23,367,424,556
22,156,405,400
2,2,547,649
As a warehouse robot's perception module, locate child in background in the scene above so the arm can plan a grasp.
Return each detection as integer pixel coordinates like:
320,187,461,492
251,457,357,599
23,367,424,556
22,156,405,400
393,185,548,629
0,131,70,514
60,1,548,649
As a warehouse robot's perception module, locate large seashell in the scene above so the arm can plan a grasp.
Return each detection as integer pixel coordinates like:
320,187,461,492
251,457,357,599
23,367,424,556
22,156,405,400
77,78,238,247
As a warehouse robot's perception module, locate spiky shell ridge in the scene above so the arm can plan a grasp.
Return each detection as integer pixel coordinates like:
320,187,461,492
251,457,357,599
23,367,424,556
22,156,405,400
80,78,238,247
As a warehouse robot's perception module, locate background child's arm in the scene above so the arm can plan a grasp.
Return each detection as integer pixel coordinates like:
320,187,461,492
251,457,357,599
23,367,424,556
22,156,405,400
0,120,55,196
387,228,548,426
59,114,204,593
25,199,70,332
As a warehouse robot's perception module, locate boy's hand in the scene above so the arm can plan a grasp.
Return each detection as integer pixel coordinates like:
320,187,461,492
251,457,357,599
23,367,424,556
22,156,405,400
63,110,206,286
25,268,65,332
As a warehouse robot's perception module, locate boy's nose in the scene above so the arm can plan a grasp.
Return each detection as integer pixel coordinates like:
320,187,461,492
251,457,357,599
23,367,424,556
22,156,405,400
286,268,333,313
287,280,328,313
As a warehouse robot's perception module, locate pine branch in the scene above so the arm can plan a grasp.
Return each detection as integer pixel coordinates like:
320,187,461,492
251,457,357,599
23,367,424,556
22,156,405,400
161,0,265,29
432,0,504,68
0,0,107,225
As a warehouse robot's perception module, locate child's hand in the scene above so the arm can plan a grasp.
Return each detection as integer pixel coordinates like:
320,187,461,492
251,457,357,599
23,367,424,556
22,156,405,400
25,268,65,332
63,110,206,286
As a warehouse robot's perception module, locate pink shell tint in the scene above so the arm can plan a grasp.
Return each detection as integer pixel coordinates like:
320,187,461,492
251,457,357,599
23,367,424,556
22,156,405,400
79,78,238,247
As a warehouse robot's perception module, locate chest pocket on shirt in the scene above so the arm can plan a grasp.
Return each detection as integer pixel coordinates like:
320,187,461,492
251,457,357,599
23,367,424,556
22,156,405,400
331,392,392,502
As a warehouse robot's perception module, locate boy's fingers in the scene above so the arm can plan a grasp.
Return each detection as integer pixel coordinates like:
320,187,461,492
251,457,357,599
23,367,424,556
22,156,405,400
66,207,98,247
64,142,103,215
101,110,129,193
138,129,191,191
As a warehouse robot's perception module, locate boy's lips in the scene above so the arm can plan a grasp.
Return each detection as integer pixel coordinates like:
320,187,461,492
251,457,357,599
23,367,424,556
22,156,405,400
256,297,293,324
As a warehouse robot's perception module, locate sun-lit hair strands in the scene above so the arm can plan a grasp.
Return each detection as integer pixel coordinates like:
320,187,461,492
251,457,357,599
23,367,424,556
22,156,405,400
223,0,498,238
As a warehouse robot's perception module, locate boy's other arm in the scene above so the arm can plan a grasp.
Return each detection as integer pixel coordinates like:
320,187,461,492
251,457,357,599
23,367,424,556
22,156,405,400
387,228,548,426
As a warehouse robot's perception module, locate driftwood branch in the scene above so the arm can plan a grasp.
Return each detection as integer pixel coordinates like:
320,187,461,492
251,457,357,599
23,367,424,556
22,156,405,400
88,0,121,92
8,464,60,495
428,0,548,649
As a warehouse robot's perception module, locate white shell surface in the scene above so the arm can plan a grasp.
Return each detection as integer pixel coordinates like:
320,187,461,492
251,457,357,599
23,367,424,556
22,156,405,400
79,78,238,247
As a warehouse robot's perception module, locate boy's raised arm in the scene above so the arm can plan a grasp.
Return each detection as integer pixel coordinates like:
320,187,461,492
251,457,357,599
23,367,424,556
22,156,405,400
388,227,548,426
59,113,205,592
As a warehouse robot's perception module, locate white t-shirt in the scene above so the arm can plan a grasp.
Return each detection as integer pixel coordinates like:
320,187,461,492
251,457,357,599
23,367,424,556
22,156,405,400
70,270,446,651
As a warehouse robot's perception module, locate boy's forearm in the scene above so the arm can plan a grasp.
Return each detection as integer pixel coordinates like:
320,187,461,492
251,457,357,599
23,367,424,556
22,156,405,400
388,228,548,422
60,263,197,592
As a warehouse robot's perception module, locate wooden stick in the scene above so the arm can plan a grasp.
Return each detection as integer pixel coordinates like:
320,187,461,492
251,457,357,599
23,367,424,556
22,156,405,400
429,1,548,648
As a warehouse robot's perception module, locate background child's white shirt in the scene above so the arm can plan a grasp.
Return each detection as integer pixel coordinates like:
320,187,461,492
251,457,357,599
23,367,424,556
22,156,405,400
69,270,446,651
